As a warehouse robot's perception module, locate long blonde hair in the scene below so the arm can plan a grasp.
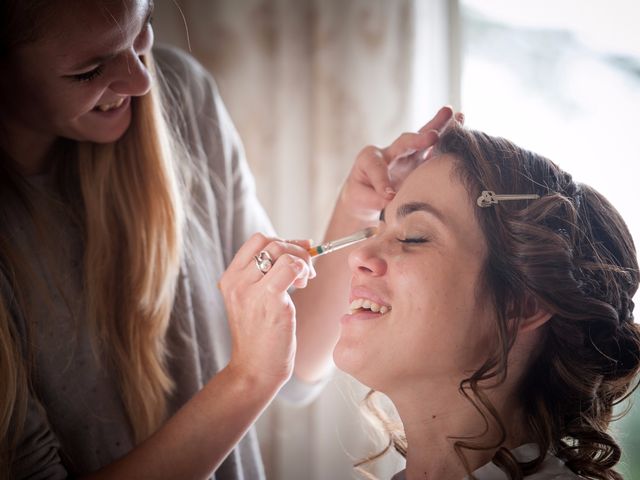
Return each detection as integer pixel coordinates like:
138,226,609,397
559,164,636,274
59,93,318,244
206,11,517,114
77,52,185,441
1,11,187,474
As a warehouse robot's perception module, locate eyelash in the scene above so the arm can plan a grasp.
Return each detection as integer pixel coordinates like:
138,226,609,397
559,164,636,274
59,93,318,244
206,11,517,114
72,66,104,83
397,237,429,244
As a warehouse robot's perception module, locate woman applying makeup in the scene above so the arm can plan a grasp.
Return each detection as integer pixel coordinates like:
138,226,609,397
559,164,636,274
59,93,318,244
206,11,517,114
0,0,457,478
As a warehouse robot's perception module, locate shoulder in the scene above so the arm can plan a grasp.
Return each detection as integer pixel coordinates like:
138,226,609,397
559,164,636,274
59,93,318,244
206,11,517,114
151,44,223,119
503,445,583,480
153,44,211,88
524,455,584,480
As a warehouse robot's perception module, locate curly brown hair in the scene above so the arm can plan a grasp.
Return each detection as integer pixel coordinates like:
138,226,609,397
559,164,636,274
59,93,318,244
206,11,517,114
357,123,640,480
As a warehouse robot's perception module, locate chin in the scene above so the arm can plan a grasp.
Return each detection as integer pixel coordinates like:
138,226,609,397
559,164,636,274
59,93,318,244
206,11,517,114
70,107,133,144
90,128,130,144
334,344,379,389
90,120,132,144
333,343,359,375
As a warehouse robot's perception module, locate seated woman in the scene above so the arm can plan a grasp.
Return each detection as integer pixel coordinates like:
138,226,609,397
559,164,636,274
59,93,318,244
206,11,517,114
334,122,640,480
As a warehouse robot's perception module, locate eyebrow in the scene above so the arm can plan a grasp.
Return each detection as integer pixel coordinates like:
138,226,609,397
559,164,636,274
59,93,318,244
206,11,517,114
379,201,446,224
67,0,154,72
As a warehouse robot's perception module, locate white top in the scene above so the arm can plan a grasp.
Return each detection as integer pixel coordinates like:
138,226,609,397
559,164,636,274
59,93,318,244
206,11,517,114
391,444,584,479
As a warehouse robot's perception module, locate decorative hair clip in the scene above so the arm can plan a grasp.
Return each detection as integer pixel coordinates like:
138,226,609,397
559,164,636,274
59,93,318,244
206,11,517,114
477,190,540,208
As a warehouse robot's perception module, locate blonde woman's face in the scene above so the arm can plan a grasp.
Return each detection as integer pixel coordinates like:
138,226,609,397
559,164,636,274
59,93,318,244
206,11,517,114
334,154,496,394
1,0,154,145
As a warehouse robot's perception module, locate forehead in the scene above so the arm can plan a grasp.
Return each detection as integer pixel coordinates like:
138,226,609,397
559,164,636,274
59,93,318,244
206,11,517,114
394,153,472,217
392,153,485,247
29,0,149,66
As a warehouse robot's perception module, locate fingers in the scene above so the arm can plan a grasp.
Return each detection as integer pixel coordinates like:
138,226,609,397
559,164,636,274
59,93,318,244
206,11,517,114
417,105,454,133
382,103,461,162
219,234,316,297
227,232,276,270
242,238,315,285
348,130,443,205
264,255,309,293
354,146,395,199
227,234,315,277
337,105,464,223
382,129,439,162
257,240,315,279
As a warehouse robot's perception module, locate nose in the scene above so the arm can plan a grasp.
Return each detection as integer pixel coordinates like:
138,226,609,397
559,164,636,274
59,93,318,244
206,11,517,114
109,50,152,97
348,239,387,277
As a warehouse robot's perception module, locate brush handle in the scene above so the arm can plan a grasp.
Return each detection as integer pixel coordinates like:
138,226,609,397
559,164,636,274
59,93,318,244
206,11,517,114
307,227,377,257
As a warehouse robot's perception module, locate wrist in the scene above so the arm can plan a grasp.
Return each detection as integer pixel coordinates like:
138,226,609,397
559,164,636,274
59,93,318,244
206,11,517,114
224,361,290,399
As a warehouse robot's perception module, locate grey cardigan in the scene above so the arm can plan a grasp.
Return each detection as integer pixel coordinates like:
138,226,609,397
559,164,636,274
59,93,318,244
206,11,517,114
7,45,315,480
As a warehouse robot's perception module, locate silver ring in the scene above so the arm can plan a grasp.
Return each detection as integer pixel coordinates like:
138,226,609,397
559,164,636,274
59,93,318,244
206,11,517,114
254,250,273,274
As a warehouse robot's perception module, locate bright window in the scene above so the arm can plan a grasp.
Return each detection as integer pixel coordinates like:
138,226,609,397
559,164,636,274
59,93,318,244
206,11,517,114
459,1,640,476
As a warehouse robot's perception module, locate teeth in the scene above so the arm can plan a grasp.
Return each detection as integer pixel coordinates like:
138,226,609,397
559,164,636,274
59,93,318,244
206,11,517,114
349,298,392,315
97,97,125,112
349,299,363,311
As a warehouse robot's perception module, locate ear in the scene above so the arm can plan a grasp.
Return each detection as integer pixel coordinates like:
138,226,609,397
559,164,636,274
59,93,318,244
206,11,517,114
518,296,552,333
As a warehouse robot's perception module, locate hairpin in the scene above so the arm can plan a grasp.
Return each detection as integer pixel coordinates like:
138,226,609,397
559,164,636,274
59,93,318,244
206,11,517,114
477,190,540,208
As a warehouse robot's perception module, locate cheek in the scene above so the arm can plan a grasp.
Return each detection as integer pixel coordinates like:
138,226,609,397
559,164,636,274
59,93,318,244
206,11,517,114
52,83,105,118
394,259,487,356
11,73,101,126
3,66,44,117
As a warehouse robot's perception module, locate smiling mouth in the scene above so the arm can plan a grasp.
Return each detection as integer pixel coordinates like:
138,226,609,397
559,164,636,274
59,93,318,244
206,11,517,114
349,298,392,315
94,97,126,112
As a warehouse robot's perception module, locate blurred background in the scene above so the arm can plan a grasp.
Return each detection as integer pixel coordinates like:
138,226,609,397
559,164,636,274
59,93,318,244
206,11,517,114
153,0,640,478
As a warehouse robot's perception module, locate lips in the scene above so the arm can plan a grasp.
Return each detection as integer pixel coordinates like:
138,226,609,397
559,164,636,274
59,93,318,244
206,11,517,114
349,286,391,308
346,285,392,317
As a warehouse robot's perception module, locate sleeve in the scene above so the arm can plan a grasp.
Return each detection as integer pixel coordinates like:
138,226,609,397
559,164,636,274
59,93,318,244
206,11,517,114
152,45,275,268
277,374,332,406
191,70,331,405
1,273,67,479
11,397,68,480
153,45,327,404
203,75,276,255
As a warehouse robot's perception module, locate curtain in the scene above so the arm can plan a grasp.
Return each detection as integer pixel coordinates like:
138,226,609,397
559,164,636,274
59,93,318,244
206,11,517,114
154,1,454,477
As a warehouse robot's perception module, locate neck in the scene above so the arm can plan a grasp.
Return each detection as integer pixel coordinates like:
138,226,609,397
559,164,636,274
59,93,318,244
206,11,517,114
389,377,527,480
1,117,58,176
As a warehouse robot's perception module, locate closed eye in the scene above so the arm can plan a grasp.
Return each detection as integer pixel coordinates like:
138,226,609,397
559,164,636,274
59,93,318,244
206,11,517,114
397,237,429,244
71,66,104,82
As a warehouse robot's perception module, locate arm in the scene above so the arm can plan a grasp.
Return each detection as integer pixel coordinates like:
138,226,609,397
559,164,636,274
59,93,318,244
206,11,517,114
292,107,457,382
12,48,310,479
84,233,313,480
86,365,278,480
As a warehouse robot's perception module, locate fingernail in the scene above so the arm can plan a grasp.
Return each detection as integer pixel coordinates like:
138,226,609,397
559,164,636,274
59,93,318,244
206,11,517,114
385,187,396,197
